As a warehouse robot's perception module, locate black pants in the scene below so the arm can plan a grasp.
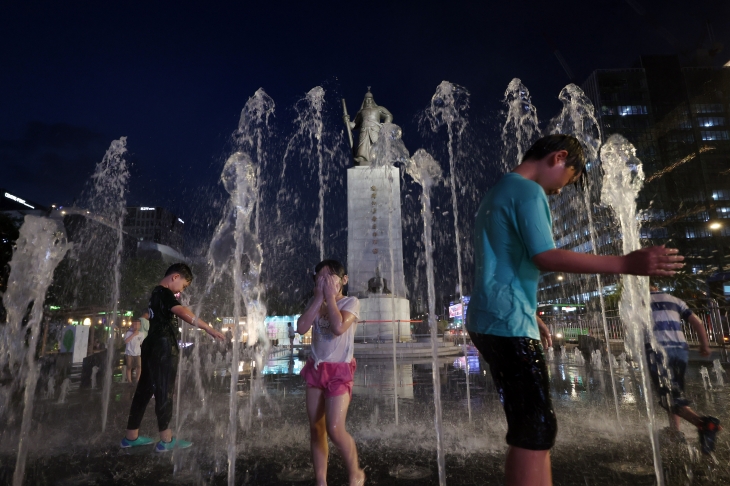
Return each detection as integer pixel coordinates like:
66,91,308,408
126,337,179,432
469,332,557,450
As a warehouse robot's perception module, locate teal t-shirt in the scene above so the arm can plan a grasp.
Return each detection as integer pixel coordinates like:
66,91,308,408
466,173,555,340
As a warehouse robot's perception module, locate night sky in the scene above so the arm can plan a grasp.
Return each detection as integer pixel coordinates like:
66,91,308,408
2,1,729,301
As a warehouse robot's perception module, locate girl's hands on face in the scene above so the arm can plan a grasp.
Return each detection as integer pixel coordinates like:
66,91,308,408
313,273,325,299
322,273,340,299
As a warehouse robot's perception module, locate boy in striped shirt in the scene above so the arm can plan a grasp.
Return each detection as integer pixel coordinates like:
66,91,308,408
646,284,720,453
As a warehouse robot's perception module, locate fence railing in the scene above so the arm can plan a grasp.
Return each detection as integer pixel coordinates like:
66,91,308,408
544,301,730,358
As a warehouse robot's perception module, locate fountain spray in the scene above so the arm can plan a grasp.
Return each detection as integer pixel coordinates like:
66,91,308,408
280,87,328,259
601,133,664,486
501,78,540,173
548,84,622,425
83,137,130,433
213,89,271,485
371,122,411,425
2,217,69,486
405,149,446,486
426,81,473,422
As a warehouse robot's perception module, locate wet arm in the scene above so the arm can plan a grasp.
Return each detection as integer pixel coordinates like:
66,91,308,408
533,246,683,276
171,305,224,340
533,249,627,274
536,315,552,348
688,313,711,350
325,298,357,336
297,296,323,335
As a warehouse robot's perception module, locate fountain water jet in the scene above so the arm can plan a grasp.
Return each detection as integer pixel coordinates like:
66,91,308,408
405,148,446,486
601,133,664,486
501,78,540,172
712,359,725,387
79,137,130,433
371,122,411,425
425,81,473,423
1,216,69,486
280,87,328,259
548,83,622,426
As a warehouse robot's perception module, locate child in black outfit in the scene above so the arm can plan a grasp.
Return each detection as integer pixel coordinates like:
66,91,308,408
120,263,224,452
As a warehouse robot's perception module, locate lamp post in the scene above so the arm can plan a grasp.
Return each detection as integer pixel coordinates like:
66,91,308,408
708,221,726,272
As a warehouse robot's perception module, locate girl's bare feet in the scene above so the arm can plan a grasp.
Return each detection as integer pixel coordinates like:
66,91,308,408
350,468,365,486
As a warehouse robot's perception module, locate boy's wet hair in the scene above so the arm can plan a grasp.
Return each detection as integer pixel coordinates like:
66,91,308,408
522,134,586,174
313,259,346,279
165,263,193,282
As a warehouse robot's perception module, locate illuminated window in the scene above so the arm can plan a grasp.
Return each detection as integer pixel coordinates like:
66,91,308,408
685,226,711,238
701,130,729,141
617,105,648,116
640,227,668,239
717,207,730,218
697,117,725,127
713,190,730,200
692,104,723,114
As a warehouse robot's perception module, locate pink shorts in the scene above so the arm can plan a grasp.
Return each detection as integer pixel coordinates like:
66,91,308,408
301,358,357,398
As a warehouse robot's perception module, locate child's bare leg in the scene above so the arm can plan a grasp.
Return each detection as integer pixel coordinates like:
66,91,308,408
505,446,552,486
306,387,328,485
125,359,132,383
325,393,365,485
125,429,139,440
675,406,703,428
159,429,172,442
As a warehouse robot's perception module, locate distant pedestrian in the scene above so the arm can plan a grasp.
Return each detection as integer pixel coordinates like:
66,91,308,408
139,309,150,339
646,284,721,453
124,320,144,384
121,263,225,452
287,322,296,350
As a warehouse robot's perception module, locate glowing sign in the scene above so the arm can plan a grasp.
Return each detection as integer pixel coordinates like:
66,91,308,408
140,207,155,211
4,192,34,209
449,303,463,318
177,218,184,224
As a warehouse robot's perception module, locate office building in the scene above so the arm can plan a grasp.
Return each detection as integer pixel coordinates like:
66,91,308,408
124,206,185,253
538,55,730,304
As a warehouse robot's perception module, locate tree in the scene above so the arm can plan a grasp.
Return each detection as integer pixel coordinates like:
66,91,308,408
119,258,170,312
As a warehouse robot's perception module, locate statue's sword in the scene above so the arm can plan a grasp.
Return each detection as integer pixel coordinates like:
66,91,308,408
341,99,354,149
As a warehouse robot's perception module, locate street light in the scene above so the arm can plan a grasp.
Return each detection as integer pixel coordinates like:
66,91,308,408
557,275,564,281
709,222,722,230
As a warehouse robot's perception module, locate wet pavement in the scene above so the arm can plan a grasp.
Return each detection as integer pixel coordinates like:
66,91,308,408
1,345,729,485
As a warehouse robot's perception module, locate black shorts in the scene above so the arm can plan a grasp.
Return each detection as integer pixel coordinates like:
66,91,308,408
469,332,557,450
645,343,690,413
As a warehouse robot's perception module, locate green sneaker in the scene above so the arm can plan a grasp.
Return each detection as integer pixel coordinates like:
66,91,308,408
120,436,154,448
155,437,192,453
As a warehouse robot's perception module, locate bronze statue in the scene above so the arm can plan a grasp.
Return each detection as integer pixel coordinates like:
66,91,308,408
342,89,393,166
367,267,391,295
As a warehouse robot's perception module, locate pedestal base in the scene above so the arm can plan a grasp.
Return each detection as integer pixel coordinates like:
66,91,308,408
354,295,411,342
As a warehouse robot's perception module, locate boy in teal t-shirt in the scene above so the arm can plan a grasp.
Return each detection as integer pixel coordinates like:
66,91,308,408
467,134,684,486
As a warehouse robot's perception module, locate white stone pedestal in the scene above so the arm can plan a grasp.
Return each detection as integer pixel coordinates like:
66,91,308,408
347,166,407,297
354,295,411,342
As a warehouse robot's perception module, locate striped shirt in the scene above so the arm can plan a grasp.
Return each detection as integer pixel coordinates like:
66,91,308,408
650,291,693,351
